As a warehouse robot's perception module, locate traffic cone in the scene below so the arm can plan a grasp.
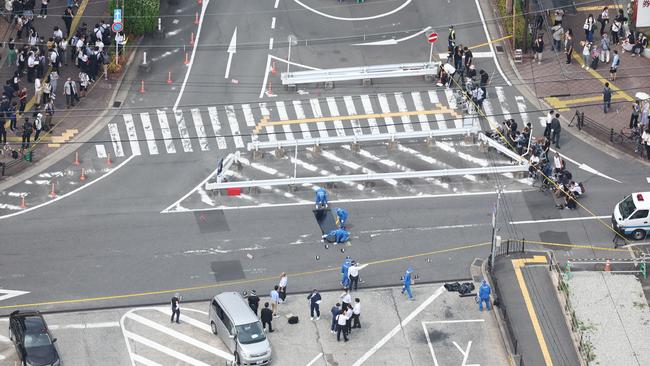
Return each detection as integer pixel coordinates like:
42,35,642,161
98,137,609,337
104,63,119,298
198,0,202,4
184,52,190,65
106,152,113,166
73,151,80,166
604,260,611,272
167,71,173,85
80,168,86,181
140,80,145,93
49,183,57,199
19,195,26,208
190,32,195,45
271,61,277,75
194,12,199,25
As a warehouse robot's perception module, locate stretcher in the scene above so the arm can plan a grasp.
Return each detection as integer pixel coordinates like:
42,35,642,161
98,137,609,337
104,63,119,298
313,208,340,242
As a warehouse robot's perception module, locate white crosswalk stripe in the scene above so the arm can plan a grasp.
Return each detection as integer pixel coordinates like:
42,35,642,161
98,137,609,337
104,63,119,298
157,109,177,154
309,98,329,138
394,92,414,132
225,105,245,148
207,107,228,150
95,144,107,159
495,86,512,120
191,108,210,151
428,90,447,130
108,123,125,157
241,104,257,127
140,112,159,155
123,114,141,156
259,103,276,143
443,89,463,129
360,95,380,135
515,96,529,127
343,96,364,136
292,100,312,139
377,93,396,134
326,97,347,137
174,110,193,153
276,101,295,141
481,100,499,130
411,91,430,131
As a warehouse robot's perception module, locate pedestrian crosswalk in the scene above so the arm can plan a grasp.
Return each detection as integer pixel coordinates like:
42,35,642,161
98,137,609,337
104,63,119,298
101,89,535,158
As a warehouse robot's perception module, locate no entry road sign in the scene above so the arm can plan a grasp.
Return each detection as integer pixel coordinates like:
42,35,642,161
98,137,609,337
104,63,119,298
427,32,438,44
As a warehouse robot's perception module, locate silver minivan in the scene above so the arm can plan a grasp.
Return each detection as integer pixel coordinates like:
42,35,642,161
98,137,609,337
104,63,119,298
209,292,272,365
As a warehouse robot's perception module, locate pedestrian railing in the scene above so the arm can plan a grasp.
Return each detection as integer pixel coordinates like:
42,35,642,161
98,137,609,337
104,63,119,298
569,110,646,159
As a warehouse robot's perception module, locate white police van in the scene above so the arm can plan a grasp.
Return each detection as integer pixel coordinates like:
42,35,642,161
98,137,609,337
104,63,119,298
612,192,650,240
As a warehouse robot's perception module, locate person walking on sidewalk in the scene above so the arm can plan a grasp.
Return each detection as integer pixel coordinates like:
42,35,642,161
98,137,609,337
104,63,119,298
33,112,43,141
581,41,591,69
603,83,612,113
598,7,609,36
551,24,563,52
533,35,544,64
611,18,622,44
630,101,641,129
550,113,562,148
478,280,491,311
609,50,620,81
62,7,74,37
642,100,650,129
39,0,49,18
401,267,415,301
270,285,280,317
63,77,78,108
170,293,181,323
17,88,28,113
600,33,611,63
260,303,274,333
42,77,52,105
307,289,321,320
584,14,595,42
544,110,554,138
642,127,650,160
21,118,32,149
553,9,564,26
564,30,574,64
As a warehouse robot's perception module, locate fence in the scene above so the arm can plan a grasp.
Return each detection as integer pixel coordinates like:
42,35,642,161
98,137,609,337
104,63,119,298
569,110,646,159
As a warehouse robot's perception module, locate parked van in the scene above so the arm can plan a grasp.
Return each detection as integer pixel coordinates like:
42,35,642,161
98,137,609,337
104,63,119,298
209,292,272,365
612,192,650,240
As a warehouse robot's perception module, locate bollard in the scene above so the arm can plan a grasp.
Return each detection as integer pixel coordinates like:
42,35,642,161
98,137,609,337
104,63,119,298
610,128,614,143
275,147,285,158
140,80,145,93
167,71,173,85
351,142,360,153
74,151,80,165
194,12,199,24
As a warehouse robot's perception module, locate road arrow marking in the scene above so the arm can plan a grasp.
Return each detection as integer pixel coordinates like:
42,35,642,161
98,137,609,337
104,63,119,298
224,27,237,79
552,149,622,183
0,289,29,302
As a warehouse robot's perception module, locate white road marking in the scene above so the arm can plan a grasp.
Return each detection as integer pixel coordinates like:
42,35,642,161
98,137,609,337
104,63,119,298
157,110,177,154
0,156,136,220
271,17,276,29
274,0,280,8
444,88,457,110
95,144,107,159
396,144,473,184
123,330,211,366
551,149,622,183
424,319,485,324
293,0,412,21
495,86,512,120
310,98,329,138
411,92,430,131
276,101,295,141
153,307,211,333
242,104,256,127
354,26,431,46
174,110,193,152
269,37,274,50
191,108,209,151
394,92,414,132
474,0,511,86
224,27,237,79
428,90,447,130
360,95,380,134
49,321,120,330
510,215,610,225
132,354,162,366
306,353,324,366
161,163,222,213
123,114,141,156
140,112,159,155
259,103,276,142
326,97,347,137
515,96,529,126
647,177,650,184
293,100,312,139
377,94,396,133
225,105,245,148
343,96,363,136
351,286,445,366
207,107,228,149
108,123,125,157
481,100,499,130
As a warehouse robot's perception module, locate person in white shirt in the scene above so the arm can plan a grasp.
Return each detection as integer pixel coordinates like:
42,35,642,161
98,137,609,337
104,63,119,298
278,272,288,301
351,298,361,329
335,310,349,342
95,39,104,52
340,289,352,310
348,262,360,291
544,110,554,138
34,78,43,107
53,26,63,40
344,305,353,334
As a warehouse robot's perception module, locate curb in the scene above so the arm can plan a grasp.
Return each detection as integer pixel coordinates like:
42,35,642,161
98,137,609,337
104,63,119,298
0,38,141,193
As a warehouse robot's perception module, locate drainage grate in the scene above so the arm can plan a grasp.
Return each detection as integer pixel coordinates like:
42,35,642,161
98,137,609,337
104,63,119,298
113,101,122,108
495,45,504,54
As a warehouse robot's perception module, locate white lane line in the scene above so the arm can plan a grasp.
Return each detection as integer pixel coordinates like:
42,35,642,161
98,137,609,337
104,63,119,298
123,329,212,366
377,94,396,133
397,144,473,184
320,150,398,186
310,98,329,138
95,144,107,159
49,321,120,330
428,90,447,130
225,105,245,148
360,95,380,134
207,107,228,149
394,92,414,132
174,110,193,152
271,17,276,29
351,286,445,366
242,104,257,127
161,163,222,213
423,319,485,324
191,108,210,151
259,102,277,142
132,354,162,366
495,86,512,120
293,100,312,139
173,0,209,110
269,37,274,50
1,155,136,220
140,112,159,155
126,312,233,360
326,97,347,137
474,0,511,86
510,215,609,225
423,322,439,366
294,0,412,21
108,123,125,157
343,95,363,136
515,96,529,127
157,110,177,154
411,91,430,131
306,353,324,366
274,0,280,8
276,101,295,141
162,189,526,212
481,100,499,130
123,114,142,156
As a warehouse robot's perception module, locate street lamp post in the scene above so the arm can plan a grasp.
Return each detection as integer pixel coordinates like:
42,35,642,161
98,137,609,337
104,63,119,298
490,188,502,268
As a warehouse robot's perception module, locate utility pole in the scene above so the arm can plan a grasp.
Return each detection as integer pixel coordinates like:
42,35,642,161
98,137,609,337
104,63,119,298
490,188,502,268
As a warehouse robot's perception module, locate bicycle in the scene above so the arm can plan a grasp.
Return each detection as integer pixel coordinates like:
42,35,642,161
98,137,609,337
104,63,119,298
614,127,645,157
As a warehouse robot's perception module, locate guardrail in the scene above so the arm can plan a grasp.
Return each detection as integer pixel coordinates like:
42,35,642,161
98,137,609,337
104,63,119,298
477,132,527,163
281,62,440,88
569,110,646,159
247,127,478,151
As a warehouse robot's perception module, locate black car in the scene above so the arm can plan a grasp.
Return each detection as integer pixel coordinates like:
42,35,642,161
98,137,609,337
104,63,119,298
9,310,61,366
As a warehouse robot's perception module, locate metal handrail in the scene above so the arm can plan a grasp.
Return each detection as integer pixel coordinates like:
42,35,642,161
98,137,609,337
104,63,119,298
281,62,440,85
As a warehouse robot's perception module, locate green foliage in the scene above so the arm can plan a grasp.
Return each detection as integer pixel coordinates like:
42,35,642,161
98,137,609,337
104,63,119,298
109,0,160,36
496,0,528,49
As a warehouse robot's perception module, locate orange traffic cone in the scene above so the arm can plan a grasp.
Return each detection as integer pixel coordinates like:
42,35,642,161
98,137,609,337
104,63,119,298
107,152,113,166
19,195,26,208
184,52,190,65
271,61,277,75
49,183,57,199
194,12,199,25
190,32,195,45
198,0,202,4
167,71,173,85
604,260,611,272
80,168,86,181
74,151,80,165
140,80,145,93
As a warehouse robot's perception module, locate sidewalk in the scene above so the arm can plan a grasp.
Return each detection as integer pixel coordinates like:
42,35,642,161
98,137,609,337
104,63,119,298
491,252,581,366
515,1,648,157
0,0,118,178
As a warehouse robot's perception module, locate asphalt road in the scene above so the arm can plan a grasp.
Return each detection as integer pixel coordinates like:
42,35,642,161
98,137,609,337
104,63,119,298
0,0,647,313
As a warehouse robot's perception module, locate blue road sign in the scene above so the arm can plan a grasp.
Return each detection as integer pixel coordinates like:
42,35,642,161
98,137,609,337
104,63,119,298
114,9,122,23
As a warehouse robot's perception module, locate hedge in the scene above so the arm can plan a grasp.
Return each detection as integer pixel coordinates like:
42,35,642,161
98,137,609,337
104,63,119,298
109,0,160,36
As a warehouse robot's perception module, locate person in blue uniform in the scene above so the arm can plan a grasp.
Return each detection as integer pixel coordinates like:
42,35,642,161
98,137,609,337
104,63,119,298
335,207,348,228
315,188,328,208
478,280,491,311
401,267,414,301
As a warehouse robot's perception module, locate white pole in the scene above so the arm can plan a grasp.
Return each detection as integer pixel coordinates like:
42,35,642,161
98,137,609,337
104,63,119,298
490,189,501,268
143,51,147,64
287,41,292,74
293,143,298,179
115,38,119,66
429,41,434,63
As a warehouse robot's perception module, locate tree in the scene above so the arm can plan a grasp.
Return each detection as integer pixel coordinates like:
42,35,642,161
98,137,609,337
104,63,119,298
109,0,160,36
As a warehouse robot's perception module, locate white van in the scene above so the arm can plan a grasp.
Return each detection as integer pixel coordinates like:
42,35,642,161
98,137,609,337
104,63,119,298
209,292,272,365
612,192,650,240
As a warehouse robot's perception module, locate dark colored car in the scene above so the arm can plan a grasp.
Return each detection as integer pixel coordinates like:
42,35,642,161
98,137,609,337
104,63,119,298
8,310,61,366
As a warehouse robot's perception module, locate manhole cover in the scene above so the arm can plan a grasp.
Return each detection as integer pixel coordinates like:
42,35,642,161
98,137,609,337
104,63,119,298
113,101,122,108
495,45,504,54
